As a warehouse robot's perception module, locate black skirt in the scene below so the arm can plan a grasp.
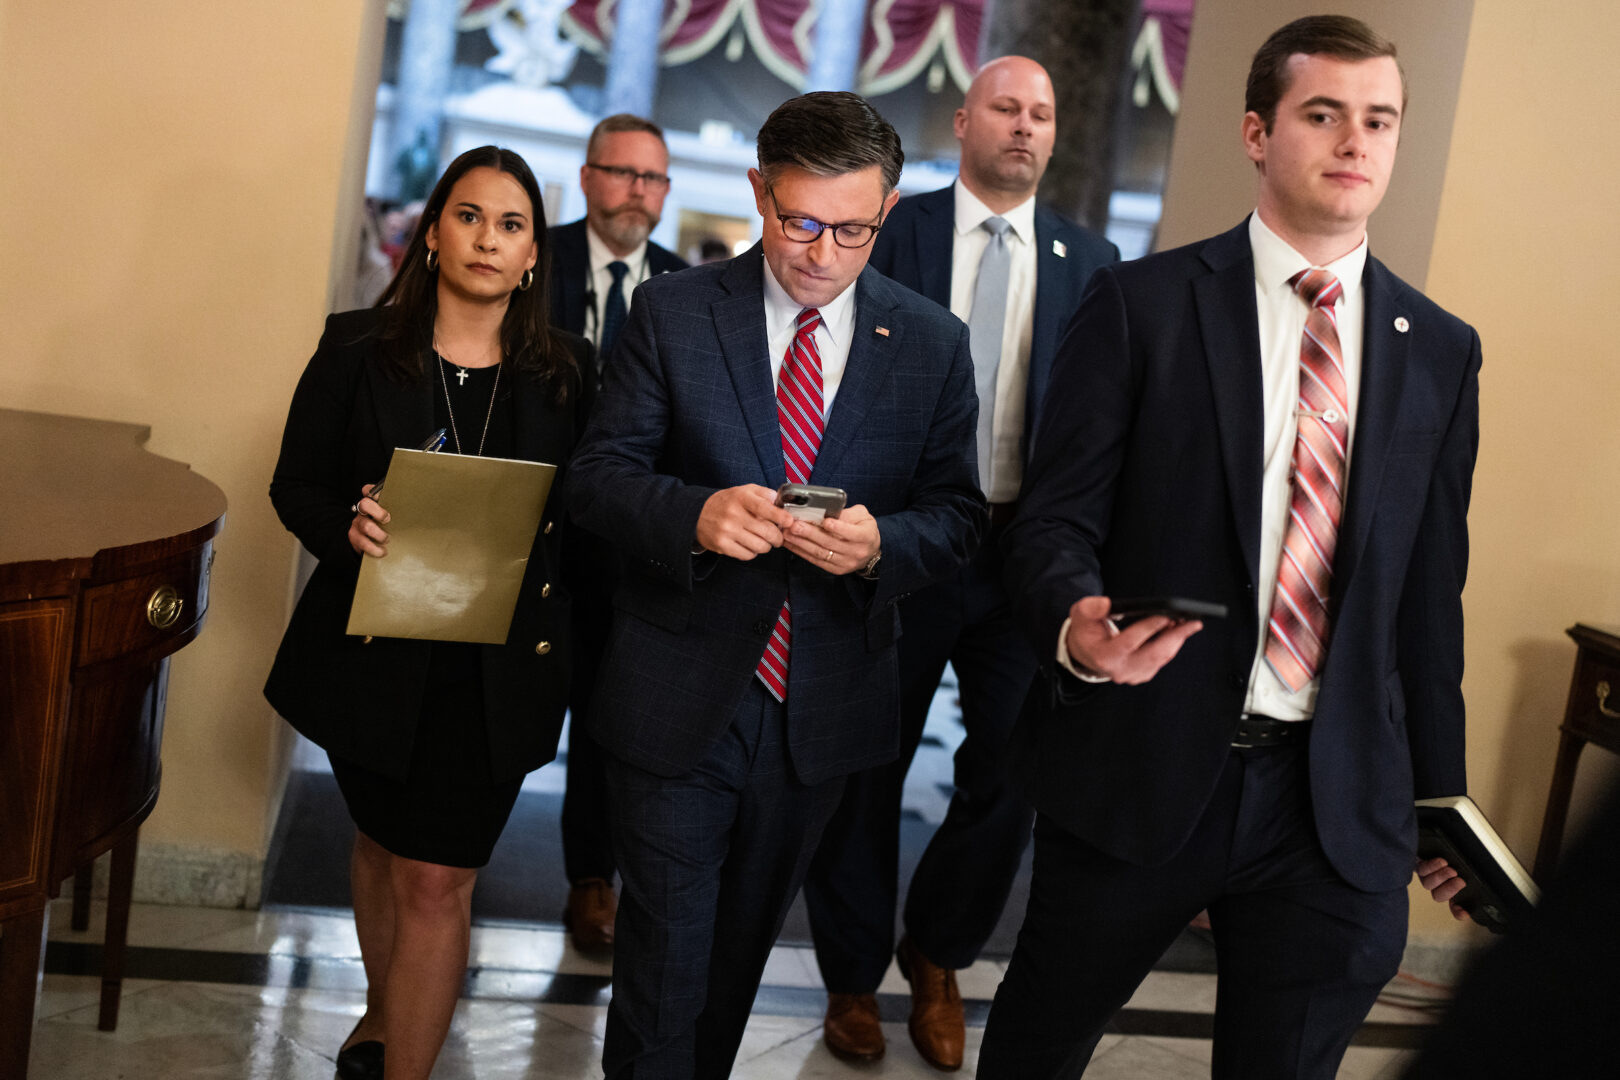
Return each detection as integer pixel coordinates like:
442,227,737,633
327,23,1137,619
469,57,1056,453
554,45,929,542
329,643,523,868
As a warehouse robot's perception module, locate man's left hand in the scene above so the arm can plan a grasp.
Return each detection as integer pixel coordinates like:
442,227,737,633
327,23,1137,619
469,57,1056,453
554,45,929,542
1417,857,1471,922
783,504,880,576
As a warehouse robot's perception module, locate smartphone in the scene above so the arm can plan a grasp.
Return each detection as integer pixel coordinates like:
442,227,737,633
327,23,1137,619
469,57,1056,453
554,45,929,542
776,483,847,523
1107,596,1229,623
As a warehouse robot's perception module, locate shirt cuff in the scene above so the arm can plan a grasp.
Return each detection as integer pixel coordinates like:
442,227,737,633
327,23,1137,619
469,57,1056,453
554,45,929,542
1055,616,1112,683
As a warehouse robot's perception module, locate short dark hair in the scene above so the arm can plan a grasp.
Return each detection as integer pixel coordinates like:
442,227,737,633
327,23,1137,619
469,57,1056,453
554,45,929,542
756,91,904,194
1246,15,1405,133
586,114,666,161
375,145,575,403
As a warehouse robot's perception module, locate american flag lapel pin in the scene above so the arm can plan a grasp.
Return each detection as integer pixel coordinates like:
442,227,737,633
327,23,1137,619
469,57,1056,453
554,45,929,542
875,326,890,337
1053,240,1067,258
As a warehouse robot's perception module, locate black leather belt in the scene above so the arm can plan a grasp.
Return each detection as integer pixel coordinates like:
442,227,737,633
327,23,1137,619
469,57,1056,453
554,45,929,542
1231,714,1310,748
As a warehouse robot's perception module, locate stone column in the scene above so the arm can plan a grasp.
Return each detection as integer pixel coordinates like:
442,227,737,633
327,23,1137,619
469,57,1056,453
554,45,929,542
387,0,462,200
603,0,666,117
806,0,869,92
979,0,1137,230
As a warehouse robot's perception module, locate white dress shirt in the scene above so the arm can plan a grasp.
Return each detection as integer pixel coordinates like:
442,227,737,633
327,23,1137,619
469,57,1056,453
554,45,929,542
762,254,857,414
949,179,1037,503
585,224,652,349
1055,214,1369,711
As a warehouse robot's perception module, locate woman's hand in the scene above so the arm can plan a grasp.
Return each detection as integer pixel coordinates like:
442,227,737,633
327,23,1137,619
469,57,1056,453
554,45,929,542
348,484,390,557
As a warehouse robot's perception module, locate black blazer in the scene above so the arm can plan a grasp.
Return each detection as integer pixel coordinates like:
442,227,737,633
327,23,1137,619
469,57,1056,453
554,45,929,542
1002,220,1482,892
867,184,1119,458
566,247,987,785
264,307,591,782
548,218,689,376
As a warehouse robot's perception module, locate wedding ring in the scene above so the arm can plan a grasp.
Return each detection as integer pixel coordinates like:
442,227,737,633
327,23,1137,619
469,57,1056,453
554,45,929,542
825,549,834,562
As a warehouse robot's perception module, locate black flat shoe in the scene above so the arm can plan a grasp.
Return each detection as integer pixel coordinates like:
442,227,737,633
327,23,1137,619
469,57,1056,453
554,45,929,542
335,1038,384,1079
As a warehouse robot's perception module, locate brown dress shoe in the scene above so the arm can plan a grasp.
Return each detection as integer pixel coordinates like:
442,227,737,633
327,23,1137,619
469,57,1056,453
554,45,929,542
823,991,885,1062
896,935,964,1071
563,877,617,952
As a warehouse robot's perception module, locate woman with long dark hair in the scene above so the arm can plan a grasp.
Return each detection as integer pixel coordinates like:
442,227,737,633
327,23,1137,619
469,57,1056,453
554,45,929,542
265,145,588,1079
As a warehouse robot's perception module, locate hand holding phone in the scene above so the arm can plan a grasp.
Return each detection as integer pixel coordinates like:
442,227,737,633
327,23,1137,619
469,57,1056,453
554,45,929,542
1106,596,1229,624
775,483,846,524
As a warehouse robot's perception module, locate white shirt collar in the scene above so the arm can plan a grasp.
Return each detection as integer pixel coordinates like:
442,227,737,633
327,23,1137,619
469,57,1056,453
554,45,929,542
953,178,1036,245
585,221,649,276
761,253,858,350
1249,212,1367,304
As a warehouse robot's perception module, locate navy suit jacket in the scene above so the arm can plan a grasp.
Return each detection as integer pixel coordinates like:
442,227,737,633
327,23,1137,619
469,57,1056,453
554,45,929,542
567,246,987,785
868,184,1119,458
1002,219,1482,892
548,217,688,374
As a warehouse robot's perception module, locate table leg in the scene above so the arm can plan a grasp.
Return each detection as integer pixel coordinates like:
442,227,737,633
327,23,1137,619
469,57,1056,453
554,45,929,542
1534,729,1586,884
0,906,49,1080
97,832,139,1032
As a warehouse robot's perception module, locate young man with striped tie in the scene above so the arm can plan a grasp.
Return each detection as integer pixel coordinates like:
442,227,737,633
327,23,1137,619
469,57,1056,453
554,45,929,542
566,91,984,1079
981,16,1479,1078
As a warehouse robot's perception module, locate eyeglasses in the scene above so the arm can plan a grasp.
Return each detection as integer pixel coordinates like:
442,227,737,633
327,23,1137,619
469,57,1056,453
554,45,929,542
774,214,883,249
585,163,671,189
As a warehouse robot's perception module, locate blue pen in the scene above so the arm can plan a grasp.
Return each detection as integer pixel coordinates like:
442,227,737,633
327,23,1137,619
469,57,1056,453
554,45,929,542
365,428,447,503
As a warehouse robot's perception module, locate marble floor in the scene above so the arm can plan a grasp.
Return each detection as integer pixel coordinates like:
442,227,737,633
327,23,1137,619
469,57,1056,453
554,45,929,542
27,895,1443,1079
24,673,1446,1077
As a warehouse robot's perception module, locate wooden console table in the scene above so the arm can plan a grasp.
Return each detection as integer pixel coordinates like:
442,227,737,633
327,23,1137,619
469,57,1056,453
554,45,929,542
0,408,226,1077
1533,623,1620,884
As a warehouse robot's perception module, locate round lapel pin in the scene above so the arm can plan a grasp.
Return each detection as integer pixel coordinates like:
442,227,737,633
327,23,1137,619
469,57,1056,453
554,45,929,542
1394,316,1410,333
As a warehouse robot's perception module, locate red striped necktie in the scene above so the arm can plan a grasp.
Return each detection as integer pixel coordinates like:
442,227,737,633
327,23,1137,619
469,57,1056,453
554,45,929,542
1264,269,1347,694
756,308,825,702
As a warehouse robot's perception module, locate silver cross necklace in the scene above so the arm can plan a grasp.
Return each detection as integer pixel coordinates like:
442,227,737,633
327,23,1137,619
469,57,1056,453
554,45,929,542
433,341,501,456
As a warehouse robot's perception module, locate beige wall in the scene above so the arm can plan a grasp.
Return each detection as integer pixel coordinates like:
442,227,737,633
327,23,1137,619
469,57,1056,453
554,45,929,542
1419,0,1620,932
0,1,385,899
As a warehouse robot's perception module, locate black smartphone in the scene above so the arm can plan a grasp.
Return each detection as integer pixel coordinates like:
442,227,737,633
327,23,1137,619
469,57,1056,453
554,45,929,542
776,483,846,523
1107,596,1229,623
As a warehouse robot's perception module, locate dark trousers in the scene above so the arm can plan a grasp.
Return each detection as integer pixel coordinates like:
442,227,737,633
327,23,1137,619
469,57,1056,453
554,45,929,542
560,709,616,883
602,681,846,1079
803,534,1038,990
977,741,1408,1080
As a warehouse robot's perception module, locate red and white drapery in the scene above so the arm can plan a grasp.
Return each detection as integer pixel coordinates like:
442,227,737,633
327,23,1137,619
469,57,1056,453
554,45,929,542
558,0,983,96
393,0,1195,104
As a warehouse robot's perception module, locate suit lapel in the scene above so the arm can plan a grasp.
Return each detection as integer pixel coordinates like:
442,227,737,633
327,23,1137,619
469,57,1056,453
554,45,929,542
1027,207,1067,443
1335,259,1410,592
813,268,901,483
1193,224,1266,588
367,350,436,460
911,187,953,307
713,249,786,486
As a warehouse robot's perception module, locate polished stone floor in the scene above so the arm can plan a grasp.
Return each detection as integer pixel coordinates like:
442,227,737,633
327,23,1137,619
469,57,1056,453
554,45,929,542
28,895,1442,1079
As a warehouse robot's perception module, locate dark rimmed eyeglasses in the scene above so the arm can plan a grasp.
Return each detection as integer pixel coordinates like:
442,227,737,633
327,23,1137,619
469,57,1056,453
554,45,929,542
585,163,671,189
773,213,883,249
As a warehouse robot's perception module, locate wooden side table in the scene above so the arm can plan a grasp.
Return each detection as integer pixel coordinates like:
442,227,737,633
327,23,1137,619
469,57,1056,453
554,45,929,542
1533,623,1620,883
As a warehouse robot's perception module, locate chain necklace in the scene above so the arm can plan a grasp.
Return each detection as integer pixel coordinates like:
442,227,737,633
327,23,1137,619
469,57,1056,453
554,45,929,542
433,343,501,456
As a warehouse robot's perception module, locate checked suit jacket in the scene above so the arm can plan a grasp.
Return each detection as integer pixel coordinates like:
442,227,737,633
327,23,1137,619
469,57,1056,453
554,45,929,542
1002,219,1483,892
566,245,987,785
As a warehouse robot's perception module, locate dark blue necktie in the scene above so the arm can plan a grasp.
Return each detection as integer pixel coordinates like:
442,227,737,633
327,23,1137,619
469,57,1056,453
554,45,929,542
600,260,629,361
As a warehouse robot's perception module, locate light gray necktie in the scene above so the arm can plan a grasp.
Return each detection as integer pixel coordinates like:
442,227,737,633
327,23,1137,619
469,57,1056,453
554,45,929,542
967,215,1012,495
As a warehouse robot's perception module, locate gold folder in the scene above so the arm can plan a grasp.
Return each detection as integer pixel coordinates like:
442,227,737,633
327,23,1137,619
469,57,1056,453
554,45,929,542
346,448,556,644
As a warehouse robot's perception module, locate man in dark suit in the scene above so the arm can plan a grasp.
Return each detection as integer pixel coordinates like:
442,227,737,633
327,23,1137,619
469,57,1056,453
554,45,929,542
979,17,1477,1078
567,92,985,1079
547,113,689,951
802,56,1116,1069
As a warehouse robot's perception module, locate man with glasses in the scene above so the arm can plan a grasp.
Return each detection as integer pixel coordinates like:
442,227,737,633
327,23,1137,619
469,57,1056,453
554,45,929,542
548,113,688,954
567,91,985,1079
804,55,1118,1069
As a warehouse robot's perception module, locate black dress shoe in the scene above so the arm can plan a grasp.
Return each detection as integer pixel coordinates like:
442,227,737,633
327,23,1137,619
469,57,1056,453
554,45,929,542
336,1038,384,1079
